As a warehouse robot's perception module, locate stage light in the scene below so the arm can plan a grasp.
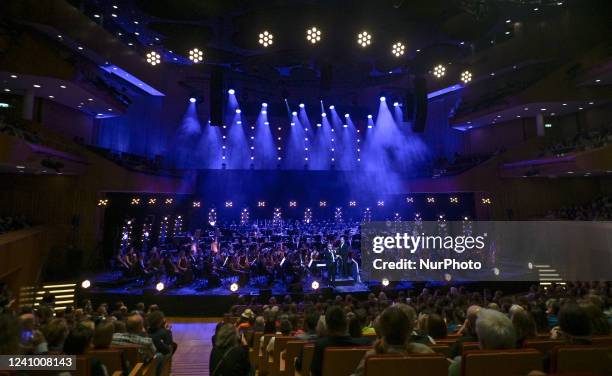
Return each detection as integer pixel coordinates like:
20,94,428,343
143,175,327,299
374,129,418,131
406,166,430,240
377,200,384,206
319,201,327,207
97,199,109,207
393,102,399,107
450,197,459,203
146,51,161,66
228,89,235,95
188,48,203,63
193,201,201,208
289,201,297,207
148,198,157,205
427,197,435,203
381,278,389,287
311,281,320,290
344,113,350,118
225,201,233,208
528,262,533,270
444,273,452,282
165,198,173,204
156,282,165,292
81,280,91,289
258,201,266,207
481,197,492,205
321,113,326,117
291,111,297,116
230,283,239,292
235,109,241,114
357,31,372,47
379,96,386,102
258,30,274,47
299,103,305,108
460,70,472,83
329,105,335,110
306,27,321,44
391,42,405,57
131,198,141,205
433,64,446,78
493,268,500,276
367,114,372,119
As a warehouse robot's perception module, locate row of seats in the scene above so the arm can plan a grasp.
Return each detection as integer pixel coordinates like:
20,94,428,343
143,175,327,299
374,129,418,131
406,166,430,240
251,333,612,376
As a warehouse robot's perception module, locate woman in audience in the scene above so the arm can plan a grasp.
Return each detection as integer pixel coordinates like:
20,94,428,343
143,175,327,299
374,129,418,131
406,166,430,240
352,305,433,376
426,313,448,340
512,310,537,348
63,326,108,376
209,323,250,376
147,311,177,355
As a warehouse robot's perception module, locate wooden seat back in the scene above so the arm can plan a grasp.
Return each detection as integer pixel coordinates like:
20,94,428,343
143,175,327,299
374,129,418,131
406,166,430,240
322,347,370,376
364,354,449,376
551,346,612,375
461,349,542,376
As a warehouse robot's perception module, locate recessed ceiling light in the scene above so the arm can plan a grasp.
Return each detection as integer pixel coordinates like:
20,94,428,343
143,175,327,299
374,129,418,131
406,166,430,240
578,107,583,110
540,108,547,111
595,79,601,83
33,84,41,88
133,21,139,24
4,88,10,92
562,103,567,106
77,46,83,50
524,107,528,110
87,98,93,101
111,13,117,18
10,74,17,78
60,85,66,89
112,5,118,9
48,95,54,99
134,32,140,36
506,19,511,23
127,42,133,46
588,101,594,105
93,14,100,18
505,31,510,35
108,108,112,111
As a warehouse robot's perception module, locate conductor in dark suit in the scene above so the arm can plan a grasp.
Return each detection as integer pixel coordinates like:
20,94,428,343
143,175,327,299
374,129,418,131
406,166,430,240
338,236,350,277
324,242,337,287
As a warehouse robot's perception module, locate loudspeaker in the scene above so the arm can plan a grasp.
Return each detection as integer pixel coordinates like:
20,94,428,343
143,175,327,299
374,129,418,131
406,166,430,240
411,76,428,132
209,67,224,126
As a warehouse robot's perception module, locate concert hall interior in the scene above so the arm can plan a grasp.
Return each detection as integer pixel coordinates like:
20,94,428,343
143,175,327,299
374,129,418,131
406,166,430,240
1,0,611,375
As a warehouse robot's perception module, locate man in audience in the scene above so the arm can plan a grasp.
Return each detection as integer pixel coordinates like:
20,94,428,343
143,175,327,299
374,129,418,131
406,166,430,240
41,318,69,352
296,311,319,341
111,313,157,363
310,305,363,376
352,305,433,376
449,305,480,358
448,309,517,376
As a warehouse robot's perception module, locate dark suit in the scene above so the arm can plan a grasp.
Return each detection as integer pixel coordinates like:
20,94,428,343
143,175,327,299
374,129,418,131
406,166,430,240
324,248,337,285
338,241,349,277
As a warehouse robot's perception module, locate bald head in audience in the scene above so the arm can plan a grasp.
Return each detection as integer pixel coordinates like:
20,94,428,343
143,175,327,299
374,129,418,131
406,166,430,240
126,313,145,334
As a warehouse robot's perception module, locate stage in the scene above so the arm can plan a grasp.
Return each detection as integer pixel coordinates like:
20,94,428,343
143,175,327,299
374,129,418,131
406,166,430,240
78,264,537,316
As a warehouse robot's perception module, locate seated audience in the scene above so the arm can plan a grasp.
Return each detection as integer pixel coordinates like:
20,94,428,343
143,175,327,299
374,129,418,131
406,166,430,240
63,326,108,376
448,309,517,376
147,311,177,355
352,305,433,376
310,305,367,376
449,305,481,358
111,313,157,363
209,323,250,376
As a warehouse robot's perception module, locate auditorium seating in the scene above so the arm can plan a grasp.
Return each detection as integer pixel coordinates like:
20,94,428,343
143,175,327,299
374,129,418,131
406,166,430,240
269,335,295,376
284,340,306,376
299,344,315,376
88,348,124,374
460,349,543,376
258,333,275,375
321,346,371,376
364,354,450,376
113,362,143,376
551,346,612,375
524,339,564,354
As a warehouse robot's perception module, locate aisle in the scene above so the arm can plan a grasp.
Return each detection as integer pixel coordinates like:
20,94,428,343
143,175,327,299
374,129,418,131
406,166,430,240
169,321,217,376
